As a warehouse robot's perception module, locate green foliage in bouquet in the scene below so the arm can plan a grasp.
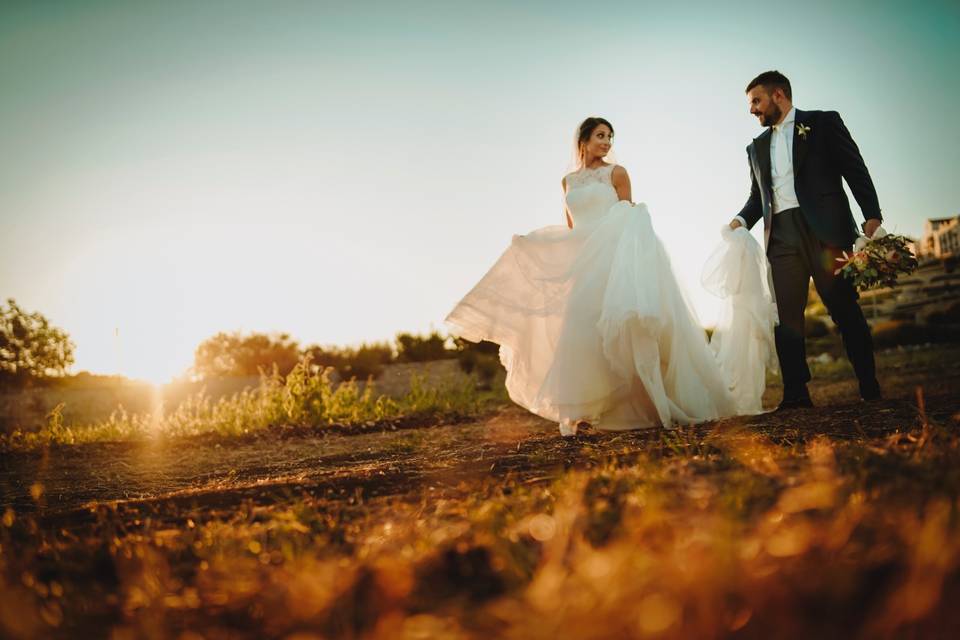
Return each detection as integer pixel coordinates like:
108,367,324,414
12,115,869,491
834,234,918,291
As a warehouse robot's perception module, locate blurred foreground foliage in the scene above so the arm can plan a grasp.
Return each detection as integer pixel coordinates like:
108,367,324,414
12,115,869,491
3,388,960,638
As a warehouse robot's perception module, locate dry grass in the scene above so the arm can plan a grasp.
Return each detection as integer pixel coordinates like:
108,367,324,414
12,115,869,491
0,359,496,451
1,347,960,638
0,360,473,436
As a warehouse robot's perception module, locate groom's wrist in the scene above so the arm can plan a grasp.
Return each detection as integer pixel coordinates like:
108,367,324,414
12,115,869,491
731,216,747,229
862,218,882,237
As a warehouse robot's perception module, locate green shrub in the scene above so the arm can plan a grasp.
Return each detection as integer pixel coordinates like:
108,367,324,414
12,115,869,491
395,331,457,363
304,342,394,380
0,355,485,450
454,339,504,389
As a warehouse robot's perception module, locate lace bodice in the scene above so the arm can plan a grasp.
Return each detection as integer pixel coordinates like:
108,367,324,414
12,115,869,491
564,164,619,226
565,163,616,189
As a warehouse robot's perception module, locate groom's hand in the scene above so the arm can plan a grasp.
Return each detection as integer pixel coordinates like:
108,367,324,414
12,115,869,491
729,219,743,230
863,218,882,239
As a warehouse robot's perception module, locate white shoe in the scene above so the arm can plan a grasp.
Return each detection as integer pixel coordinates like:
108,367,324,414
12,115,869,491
558,419,578,437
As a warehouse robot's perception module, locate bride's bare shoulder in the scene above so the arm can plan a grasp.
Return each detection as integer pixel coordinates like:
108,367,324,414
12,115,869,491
611,164,629,178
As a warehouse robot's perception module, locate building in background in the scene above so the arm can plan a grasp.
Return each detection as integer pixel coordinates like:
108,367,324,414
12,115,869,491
919,215,960,258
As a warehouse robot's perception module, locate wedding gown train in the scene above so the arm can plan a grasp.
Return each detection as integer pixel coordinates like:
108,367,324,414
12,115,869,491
445,163,777,433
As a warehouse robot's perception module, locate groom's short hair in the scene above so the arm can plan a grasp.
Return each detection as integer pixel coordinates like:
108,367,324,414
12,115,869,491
746,71,792,100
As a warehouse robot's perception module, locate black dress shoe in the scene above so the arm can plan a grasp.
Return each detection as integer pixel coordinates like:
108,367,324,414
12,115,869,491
860,380,882,402
775,396,814,412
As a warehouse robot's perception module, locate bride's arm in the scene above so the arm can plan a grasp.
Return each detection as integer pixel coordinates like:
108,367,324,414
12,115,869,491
562,176,573,228
612,165,632,202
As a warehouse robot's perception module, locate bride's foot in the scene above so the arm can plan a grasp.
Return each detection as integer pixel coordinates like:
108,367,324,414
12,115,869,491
558,419,578,437
559,419,592,437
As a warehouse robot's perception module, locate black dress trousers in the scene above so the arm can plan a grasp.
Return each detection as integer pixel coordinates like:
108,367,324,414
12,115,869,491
767,208,880,400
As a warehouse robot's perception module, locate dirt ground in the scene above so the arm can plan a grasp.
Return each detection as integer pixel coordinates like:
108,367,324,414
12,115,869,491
4,347,958,526
3,346,960,638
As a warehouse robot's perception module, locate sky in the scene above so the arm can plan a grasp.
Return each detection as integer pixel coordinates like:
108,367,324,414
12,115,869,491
1,0,958,383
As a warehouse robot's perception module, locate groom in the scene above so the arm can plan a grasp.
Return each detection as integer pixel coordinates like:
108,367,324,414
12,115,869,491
729,70,882,410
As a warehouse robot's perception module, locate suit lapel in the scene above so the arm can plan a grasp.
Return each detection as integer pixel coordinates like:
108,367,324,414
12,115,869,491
754,128,773,196
793,108,808,176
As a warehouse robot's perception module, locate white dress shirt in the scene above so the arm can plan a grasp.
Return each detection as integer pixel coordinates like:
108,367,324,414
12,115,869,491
770,106,799,213
735,106,800,228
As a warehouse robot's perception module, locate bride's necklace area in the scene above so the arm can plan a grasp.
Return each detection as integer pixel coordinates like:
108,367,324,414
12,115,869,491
581,161,609,172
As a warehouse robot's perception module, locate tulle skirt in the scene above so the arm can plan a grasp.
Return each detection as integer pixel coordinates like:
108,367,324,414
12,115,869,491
446,201,776,430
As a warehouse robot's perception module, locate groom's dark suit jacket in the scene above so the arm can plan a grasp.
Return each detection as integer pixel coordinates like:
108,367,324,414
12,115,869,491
737,109,882,249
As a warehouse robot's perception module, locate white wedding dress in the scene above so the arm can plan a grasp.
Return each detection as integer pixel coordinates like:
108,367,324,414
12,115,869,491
446,163,778,434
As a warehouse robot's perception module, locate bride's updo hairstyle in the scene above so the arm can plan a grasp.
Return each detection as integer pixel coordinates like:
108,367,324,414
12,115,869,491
573,117,614,169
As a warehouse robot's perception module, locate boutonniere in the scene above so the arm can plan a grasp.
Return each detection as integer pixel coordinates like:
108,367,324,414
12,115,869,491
796,123,811,140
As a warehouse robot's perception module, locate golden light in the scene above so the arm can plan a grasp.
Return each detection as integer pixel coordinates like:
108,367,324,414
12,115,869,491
637,592,681,635
147,381,166,433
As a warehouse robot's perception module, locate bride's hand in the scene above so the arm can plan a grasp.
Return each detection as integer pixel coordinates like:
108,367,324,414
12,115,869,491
721,222,747,240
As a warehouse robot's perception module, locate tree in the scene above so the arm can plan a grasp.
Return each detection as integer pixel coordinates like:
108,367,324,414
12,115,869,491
0,298,75,384
192,331,301,379
395,330,456,362
303,342,394,380
453,337,504,389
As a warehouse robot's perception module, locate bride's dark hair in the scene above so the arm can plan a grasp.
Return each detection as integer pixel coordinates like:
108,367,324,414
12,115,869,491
577,117,614,147
571,117,614,169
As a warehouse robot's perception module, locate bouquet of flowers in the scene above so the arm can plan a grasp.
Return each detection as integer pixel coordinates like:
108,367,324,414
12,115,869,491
834,227,918,291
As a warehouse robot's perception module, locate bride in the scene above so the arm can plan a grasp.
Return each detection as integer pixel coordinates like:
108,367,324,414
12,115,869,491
445,117,778,436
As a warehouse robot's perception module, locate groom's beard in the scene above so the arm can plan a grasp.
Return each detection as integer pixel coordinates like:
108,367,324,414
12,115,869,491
761,103,783,127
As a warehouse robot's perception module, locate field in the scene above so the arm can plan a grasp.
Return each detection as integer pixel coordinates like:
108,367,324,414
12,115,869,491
0,360,469,436
2,346,960,638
